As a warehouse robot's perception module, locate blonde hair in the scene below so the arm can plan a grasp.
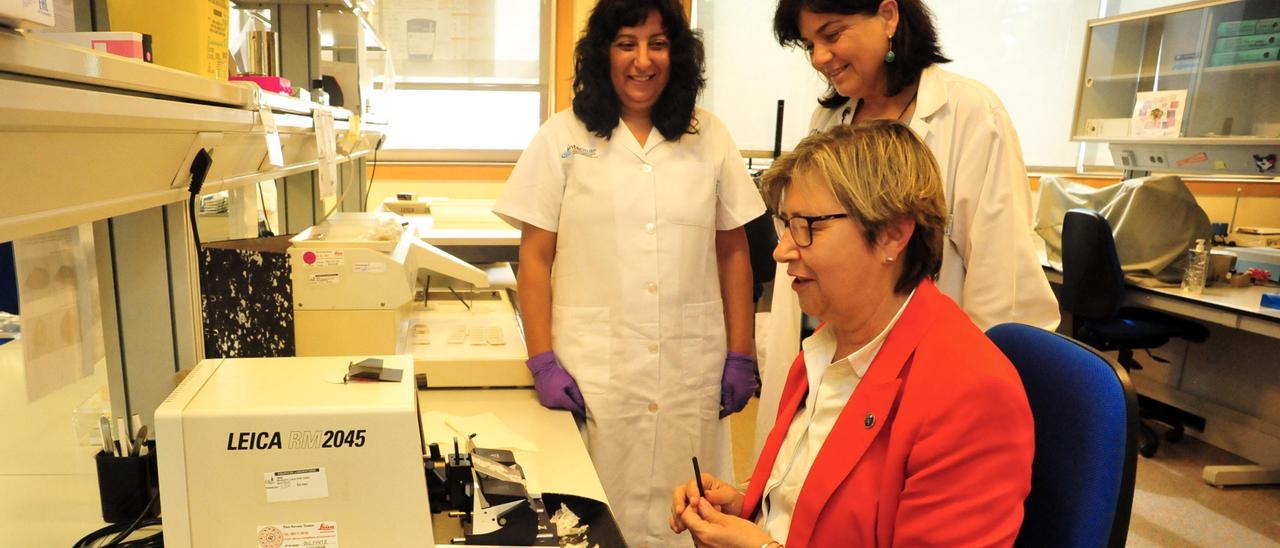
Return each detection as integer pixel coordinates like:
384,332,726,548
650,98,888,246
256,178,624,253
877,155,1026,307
761,120,947,294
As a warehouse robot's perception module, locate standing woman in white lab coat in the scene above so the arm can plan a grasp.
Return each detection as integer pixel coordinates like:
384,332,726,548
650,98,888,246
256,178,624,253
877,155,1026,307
755,0,1060,449
492,0,765,545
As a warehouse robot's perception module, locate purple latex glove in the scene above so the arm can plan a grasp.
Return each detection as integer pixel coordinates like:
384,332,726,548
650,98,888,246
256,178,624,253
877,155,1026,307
526,351,587,418
720,351,759,419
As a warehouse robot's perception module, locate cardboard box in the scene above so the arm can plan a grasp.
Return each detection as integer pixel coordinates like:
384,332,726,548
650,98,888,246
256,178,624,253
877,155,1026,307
1215,33,1279,52
1236,47,1279,64
106,0,229,79
37,31,152,62
0,0,55,29
1217,20,1258,37
1210,47,1280,67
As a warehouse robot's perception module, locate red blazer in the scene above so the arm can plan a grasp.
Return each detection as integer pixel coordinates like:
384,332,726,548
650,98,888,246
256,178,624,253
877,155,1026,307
742,280,1034,547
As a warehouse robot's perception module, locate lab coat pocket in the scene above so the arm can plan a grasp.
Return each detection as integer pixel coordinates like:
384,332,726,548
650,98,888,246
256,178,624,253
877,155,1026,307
659,162,715,228
551,305,613,395
680,300,727,392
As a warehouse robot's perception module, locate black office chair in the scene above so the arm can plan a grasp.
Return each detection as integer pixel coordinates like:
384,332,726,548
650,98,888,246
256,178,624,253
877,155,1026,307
1060,208,1209,457
743,210,778,303
987,323,1137,548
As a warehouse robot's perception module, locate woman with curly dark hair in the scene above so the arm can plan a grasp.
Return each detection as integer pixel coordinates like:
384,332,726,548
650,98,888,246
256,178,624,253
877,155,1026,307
492,0,764,544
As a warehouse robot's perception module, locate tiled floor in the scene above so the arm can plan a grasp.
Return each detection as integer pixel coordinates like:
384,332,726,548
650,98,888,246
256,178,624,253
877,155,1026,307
729,398,1280,546
1128,436,1280,547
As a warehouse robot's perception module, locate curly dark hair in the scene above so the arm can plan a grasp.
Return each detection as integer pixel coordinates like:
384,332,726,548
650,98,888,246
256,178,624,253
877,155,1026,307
572,0,705,141
773,0,950,108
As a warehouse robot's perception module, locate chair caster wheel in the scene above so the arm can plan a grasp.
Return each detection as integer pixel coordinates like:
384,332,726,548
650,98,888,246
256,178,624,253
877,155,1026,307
1139,441,1157,458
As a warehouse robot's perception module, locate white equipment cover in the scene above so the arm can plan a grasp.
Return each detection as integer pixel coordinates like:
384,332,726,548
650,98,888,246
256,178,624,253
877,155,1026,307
1035,175,1211,285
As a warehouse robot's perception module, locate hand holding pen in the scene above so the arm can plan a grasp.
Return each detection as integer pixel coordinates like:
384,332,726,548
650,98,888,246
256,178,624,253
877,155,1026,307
669,461,745,534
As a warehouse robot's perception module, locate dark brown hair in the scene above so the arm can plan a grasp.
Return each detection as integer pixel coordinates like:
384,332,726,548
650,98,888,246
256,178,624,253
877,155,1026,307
773,0,950,108
572,0,705,140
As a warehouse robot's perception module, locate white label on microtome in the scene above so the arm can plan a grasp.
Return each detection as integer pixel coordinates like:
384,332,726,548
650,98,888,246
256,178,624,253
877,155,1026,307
264,467,329,503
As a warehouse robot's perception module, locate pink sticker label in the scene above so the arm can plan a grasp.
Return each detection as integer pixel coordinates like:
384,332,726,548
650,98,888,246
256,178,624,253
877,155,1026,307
303,251,316,265
1176,152,1208,168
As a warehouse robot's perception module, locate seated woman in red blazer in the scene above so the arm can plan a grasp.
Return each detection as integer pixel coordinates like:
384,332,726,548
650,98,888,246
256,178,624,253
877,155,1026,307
669,121,1034,547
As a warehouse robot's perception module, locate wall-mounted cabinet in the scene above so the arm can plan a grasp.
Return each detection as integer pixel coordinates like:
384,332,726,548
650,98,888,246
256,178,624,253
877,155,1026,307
1072,0,1280,176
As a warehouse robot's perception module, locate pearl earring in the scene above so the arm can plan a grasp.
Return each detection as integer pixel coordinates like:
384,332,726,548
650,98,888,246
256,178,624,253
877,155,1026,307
885,256,895,263
885,36,896,64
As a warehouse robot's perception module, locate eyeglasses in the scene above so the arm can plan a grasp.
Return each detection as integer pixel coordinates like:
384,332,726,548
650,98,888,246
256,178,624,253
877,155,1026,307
773,213,849,248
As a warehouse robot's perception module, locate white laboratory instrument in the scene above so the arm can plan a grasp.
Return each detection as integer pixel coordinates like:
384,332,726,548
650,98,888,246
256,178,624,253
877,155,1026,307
154,355,433,547
289,211,488,357
379,195,522,247
290,211,531,387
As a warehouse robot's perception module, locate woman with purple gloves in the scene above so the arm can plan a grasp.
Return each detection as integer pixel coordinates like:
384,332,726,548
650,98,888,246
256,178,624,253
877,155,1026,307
491,0,764,545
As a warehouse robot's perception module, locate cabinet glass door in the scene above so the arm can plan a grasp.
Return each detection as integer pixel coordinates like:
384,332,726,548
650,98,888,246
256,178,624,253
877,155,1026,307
1075,0,1280,141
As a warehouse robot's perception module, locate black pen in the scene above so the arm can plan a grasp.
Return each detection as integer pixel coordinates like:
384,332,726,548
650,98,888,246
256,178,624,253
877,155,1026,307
692,456,706,498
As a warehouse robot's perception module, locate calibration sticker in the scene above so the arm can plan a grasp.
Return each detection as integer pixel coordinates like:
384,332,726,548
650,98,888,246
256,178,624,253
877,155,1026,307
264,467,330,503
301,250,344,267
256,521,338,548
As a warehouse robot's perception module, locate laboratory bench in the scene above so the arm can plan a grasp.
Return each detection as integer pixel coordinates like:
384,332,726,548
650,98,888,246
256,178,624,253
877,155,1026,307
1042,265,1280,485
1043,268,1280,340
0,336,606,545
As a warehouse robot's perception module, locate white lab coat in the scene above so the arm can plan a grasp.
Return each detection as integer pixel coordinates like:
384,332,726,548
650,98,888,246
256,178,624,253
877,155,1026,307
755,66,1060,453
494,108,765,547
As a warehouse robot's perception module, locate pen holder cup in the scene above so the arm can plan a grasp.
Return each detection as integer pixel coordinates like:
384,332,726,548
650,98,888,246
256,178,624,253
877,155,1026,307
94,446,157,523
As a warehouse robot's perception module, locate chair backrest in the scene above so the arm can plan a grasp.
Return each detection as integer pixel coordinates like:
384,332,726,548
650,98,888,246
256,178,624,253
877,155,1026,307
1061,208,1126,322
987,323,1138,548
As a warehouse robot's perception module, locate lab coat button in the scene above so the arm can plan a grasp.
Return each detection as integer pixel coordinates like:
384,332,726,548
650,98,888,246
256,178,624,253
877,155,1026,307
642,164,653,173
648,402,658,413
645,222,655,234
646,282,658,294
648,343,658,354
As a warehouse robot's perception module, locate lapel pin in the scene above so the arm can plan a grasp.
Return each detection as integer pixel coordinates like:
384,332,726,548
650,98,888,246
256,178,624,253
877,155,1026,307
864,413,875,429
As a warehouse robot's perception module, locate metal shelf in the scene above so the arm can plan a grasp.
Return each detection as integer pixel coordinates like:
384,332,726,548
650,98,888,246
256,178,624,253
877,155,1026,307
1085,60,1280,84
1073,136,1280,145
0,31,384,242
0,29,253,108
231,0,372,11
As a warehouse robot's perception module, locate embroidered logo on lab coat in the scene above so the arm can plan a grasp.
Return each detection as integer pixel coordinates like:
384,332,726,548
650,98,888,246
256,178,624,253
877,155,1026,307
561,145,599,159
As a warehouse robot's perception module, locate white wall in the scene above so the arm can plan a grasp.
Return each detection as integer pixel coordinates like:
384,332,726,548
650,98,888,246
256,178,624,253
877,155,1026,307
695,0,828,153
930,0,1097,168
1103,0,1189,17
695,0,1101,167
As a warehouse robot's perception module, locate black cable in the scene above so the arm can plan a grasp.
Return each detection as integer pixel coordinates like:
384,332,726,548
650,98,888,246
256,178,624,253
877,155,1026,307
362,134,386,212
187,149,213,256
74,491,163,547
257,181,274,237
105,489,158,546
187,194,200,254
73,520,164,548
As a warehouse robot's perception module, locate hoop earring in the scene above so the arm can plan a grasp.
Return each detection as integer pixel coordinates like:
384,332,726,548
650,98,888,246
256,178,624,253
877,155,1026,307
885,36,896,64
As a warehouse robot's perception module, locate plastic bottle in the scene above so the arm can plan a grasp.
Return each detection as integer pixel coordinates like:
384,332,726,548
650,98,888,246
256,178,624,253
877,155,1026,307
1181,238,1209,295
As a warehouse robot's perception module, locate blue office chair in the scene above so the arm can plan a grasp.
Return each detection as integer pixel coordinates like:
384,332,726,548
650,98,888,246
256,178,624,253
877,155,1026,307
987,323,1138,548
1060,208,1209,457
